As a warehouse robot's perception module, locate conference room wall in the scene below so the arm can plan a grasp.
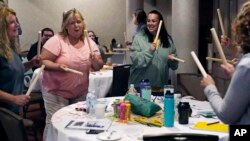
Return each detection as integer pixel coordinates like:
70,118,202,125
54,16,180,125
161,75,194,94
8,0,126,51
9,0,171,52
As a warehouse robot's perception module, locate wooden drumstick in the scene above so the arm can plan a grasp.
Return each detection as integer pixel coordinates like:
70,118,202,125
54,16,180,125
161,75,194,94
217,9,226,36
153,20,163,44
191,51,207,78
37,31,42,55
172,56,185,63
210,28,227,64
64,68,83,76
206,57,234,64
124,32,127,43
84,30,93,53
26,65,45,96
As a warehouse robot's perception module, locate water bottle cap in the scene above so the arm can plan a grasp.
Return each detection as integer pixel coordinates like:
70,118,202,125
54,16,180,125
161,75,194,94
165,89,174,95
140,79,149,82
177,102,190,109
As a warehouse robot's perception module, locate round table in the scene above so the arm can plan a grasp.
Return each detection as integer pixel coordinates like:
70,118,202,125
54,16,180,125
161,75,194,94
46,97,229,141
30,68,113,98
88,70,113,98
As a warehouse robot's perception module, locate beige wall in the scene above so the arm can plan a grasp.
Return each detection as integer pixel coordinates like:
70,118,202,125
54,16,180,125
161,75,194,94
9,0,126,51
9,0,172,51
144,0,172,33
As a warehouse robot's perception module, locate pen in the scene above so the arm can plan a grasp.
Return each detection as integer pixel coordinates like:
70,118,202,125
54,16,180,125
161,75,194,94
207,121,220,126
65,120,74,128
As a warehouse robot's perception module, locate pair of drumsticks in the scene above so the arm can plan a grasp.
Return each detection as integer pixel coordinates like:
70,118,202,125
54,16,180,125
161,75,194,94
191,9,230,78
26,29,93,96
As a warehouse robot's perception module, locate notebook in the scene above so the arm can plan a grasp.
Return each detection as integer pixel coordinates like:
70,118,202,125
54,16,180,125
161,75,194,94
192,121,229,133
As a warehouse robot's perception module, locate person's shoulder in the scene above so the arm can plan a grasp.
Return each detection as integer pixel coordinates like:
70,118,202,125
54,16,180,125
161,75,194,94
51,34,62,40
238,53,250,67
46,34,64,44
134,31,146,39
30,42,38,48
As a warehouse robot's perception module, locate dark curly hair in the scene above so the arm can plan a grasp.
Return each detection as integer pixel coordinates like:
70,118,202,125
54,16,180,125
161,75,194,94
232,1,250,54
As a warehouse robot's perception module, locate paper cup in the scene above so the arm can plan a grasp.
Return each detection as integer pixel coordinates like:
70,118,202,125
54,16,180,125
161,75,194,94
95,103,106,119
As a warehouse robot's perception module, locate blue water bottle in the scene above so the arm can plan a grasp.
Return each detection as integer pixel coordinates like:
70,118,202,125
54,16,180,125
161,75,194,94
164,85,174,127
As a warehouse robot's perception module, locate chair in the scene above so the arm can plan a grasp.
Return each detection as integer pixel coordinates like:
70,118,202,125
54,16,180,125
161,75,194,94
0,108,37,141
177,73,230,101
143,133,219,141
107,64,131,97
23,69,45,118
177,73,206,101
22,91,45,118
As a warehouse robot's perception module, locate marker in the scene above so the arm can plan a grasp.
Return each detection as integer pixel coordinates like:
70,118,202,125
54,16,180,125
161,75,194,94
207,121,220,126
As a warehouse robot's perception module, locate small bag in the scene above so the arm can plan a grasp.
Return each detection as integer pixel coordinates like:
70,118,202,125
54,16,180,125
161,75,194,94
124,94,161,117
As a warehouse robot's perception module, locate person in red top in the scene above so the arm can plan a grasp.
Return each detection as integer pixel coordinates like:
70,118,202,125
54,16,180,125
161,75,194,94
40,8,104,140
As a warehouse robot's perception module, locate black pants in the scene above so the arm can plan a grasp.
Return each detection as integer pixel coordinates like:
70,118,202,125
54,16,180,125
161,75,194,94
0,123,8,141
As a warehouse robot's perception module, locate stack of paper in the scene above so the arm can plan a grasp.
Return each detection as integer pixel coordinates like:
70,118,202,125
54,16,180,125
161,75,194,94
65,119,112,130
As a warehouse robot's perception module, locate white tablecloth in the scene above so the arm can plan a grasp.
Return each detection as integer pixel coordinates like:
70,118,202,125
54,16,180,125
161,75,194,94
88,70,113,98
46,97,229,141
30,69,113,98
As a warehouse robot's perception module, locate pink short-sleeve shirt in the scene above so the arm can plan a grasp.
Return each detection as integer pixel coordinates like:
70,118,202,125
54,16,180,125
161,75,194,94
42,34,100,99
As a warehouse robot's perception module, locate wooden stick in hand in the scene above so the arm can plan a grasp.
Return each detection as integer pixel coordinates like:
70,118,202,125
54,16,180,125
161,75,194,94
210,28,227,64
37,31,42,55
124,32,127,43
217,9,226,36
191,51,207,78
172,56,185,63
26,65,45,96
206,57,234,64
64,68,83,76
84,30,93,53
153,20,163,44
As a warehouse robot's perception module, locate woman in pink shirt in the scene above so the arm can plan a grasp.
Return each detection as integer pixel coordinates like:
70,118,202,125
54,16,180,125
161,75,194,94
40,8,104,140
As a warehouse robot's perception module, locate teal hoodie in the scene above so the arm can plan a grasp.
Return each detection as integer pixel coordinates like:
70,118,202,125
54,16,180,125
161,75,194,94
129,31,178,88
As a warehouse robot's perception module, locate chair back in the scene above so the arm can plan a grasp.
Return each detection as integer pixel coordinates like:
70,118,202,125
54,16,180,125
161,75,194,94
177,73,206,100
0,108,28,141
108,64,131,97
143,133,219,141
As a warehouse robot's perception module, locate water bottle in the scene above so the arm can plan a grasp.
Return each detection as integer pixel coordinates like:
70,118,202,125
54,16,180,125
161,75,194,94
86,91,97,116
141,86,152,101
140,79,150,91
127,84,137,95
177,102,190,124
164,85,174,127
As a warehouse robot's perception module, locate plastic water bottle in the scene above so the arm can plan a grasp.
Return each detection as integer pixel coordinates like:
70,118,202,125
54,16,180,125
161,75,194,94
127,84,137,96
164,86,174,127
140,79,150,92
86,91,97,116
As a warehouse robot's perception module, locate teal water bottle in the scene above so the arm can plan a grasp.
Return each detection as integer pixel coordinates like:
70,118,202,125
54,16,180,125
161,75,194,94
164,86,174,127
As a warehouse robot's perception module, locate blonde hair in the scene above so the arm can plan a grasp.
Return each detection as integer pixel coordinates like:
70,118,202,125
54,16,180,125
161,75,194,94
232,1,250,54
0,6,19,61
59,8,86,41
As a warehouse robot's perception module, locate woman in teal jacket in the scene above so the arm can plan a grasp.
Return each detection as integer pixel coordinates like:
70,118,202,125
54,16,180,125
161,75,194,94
129,10,179,90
